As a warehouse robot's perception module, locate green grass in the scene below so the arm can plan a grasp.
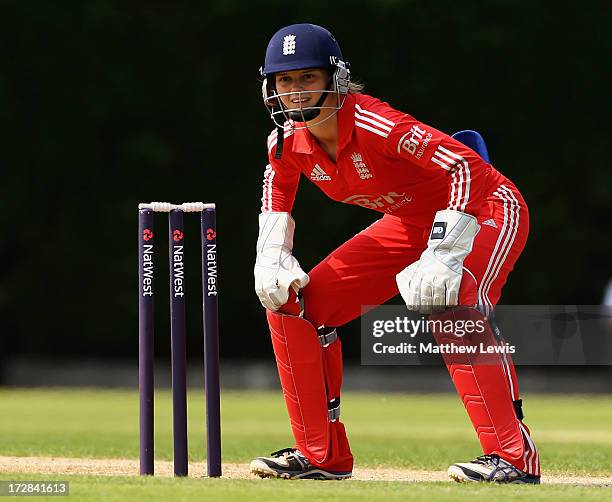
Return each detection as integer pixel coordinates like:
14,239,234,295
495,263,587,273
0,474,610,502
0,389,611,501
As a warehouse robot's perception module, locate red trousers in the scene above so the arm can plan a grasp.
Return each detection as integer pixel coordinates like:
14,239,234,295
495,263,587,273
273,182,540,475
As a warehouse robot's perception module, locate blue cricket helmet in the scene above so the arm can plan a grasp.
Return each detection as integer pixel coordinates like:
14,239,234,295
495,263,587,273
261,24,351,159
262,23,343,76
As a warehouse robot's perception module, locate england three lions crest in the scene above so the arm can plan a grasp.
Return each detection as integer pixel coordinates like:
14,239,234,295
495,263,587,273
351,152,372,180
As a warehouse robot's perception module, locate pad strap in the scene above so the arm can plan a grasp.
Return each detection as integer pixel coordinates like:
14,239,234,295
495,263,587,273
513,399,524,420
328,397,341,422
318,327,338,347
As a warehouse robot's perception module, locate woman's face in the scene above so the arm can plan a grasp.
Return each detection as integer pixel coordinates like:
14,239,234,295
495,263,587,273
274,68,332,118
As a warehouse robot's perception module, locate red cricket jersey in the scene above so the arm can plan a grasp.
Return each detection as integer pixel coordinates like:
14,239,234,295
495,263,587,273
261,92,509,228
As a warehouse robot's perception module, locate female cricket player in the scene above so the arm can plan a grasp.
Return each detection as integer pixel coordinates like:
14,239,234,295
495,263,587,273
250,23,540,484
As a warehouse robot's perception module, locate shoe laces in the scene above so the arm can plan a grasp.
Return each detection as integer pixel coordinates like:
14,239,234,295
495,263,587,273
270,448,296,458
473,454,525,481
270,448,309,467
473,454,500,466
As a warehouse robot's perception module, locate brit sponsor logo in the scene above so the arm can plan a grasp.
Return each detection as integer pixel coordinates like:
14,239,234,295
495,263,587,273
342,191,412,213
282,34,296,55
351,152,372,180
206,244,218,297
310,164,331,181
397,124,433,159
141,244,153,297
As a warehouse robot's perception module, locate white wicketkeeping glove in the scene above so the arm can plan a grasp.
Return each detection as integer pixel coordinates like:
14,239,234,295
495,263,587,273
396,209,480,314
254,212,310,311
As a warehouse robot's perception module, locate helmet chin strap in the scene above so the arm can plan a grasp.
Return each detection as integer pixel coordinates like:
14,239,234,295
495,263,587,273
273,104,285,159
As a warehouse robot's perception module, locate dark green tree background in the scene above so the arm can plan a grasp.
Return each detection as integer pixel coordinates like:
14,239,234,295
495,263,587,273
0,1,610,361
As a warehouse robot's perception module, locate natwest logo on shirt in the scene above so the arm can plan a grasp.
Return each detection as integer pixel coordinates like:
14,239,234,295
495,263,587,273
310,164,332,181
342,191,412,213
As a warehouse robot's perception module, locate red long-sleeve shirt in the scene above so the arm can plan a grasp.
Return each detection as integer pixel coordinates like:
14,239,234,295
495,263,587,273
261,92,508,228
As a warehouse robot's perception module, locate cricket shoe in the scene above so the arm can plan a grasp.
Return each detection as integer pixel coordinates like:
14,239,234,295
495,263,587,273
448,454,540,484
249,448,352,480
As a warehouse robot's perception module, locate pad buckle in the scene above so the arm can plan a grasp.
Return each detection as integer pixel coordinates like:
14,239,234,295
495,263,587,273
328,397,340,422
317,327,338,347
